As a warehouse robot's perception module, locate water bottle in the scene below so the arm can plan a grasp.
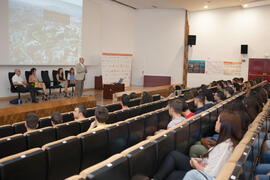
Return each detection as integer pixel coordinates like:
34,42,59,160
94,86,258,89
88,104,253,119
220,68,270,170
70,92,73,97
18,99,21,104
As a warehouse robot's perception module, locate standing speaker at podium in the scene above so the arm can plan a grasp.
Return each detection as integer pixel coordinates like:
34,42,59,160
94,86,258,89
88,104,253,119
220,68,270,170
75,57,87,98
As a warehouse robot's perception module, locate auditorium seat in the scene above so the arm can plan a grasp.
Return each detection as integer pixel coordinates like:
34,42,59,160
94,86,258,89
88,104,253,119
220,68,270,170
65,175,84,180
84,108,95,118
200,111,211,137
62,112,75,123
153,94,161,101
80,154,129,180
156,109,170,130
144,113,158,138
128,98,140,107
128,107,142,119
12,121,27,134
208,108,218,136
107,122,129,155
79,118,94,133
106,103,122,112
24,127,56,148
0,125,14,138
55,121,81,140
188,117,201,147
122,140,157,177
39,117,52,128
126,116,145,147
0,148,47,180
114,110,130,123
78,129,109,170
42,136,81,180
0,134,27,158
174,123,189,154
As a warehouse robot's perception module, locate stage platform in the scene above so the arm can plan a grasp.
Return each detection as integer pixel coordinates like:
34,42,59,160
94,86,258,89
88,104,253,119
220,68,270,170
0,96,96,126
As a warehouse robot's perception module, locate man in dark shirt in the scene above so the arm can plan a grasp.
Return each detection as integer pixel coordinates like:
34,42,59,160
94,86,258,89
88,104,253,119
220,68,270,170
194,94,206,115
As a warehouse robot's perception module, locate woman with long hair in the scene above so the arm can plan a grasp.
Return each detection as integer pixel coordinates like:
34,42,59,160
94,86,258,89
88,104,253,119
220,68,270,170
56,68,68,97
152,110,242,180
28,68,48,100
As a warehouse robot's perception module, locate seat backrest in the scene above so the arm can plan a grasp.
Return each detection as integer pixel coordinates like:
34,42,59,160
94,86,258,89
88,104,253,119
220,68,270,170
65,70,69,80
152,94,161,101
25,71,31,84
55,121,80,140
8,72,16,92
62,113,75,123
107,122,129,155
41,70,51,87
24,127,56,149
39,117,52,128
208,108,218,136
126,117,145,147
84,108,95,118
115,110,130,123
200,112,211,137
12,122,27,134
80,154,129,180
123,141,157,177
0,134,27,158
52,70,59,86
0,125,14,138
106,103,122,112
0,148,47,180
78,129,109,170
188,117,201,147
42,136,82,180
144,114,158,138
79,118,94,133
156,109,170,130
175,123,190,155
128,98,140,107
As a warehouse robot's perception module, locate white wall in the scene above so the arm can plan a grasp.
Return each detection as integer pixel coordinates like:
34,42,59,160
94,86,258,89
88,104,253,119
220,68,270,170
0,0,135,97
132,9,186,86
187,5,270,87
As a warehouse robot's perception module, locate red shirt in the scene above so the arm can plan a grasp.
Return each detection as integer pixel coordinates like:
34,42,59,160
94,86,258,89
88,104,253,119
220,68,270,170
185,112,195,119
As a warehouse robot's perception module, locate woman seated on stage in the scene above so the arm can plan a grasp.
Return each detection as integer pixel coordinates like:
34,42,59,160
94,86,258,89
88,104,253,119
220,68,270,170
152,110,242,180
28,68,48,100
56,68,68,96
67,67,76,85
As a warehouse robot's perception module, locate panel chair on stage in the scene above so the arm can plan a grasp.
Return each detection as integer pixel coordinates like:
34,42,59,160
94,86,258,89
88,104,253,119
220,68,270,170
41,70,61,96
8,72,29,104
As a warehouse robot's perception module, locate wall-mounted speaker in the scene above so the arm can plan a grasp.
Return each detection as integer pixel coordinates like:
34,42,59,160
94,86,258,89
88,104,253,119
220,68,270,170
188,35,196,46
241,44,248,54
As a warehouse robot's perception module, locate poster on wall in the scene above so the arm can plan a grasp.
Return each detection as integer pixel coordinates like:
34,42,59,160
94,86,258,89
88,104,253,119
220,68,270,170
188,60,205,73
223,61,242,76
101,53,132,87
205,61,224,75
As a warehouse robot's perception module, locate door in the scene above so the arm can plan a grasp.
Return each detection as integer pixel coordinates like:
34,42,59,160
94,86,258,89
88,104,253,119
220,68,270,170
248,59,270,82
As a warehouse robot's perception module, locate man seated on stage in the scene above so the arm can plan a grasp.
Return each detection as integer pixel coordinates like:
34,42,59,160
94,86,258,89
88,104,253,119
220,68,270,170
88,105,109,131
25,113,39,132
12,69,38,103
121,94,130,110
51,112,63,127
73,105,86,121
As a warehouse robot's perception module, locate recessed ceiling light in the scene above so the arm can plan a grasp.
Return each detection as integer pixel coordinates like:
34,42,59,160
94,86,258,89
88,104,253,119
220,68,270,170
243,4,248,8
204,5,208,8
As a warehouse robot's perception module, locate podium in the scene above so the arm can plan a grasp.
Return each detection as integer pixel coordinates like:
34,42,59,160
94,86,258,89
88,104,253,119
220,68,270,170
103,83,125,99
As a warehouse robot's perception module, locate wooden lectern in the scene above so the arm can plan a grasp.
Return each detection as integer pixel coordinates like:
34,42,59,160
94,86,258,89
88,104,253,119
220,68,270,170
103,84,125,99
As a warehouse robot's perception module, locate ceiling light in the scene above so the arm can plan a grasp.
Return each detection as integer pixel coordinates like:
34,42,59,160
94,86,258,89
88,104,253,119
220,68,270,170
243,4,248,8
204,5,208,8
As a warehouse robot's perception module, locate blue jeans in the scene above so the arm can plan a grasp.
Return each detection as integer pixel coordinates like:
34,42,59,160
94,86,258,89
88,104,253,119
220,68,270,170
183,170,215,180
256,164,270,175
257,175,270,180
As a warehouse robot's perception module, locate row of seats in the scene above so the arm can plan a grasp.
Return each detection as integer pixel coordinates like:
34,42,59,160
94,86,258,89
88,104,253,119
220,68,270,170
65,89,247,180
216,100,270,180
0,94,161,138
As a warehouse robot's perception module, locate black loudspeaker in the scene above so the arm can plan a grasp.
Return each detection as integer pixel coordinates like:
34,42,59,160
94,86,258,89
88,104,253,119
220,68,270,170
241,45,248,54
188,35,196,46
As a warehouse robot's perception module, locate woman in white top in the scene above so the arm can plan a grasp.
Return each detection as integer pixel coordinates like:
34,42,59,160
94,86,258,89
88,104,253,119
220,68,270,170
152,110,242,180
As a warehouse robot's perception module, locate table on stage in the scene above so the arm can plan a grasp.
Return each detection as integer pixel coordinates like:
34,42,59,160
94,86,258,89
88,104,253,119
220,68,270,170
103,83,125,99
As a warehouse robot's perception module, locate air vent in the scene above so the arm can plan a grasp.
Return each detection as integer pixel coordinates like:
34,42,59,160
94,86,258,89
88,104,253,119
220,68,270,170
111,0,137,9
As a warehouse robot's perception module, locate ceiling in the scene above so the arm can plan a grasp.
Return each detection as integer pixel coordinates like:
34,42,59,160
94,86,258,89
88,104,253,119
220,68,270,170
112,0,266,11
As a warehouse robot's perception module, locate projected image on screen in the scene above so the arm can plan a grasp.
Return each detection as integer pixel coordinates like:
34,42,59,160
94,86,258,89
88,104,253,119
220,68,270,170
9,0,82,65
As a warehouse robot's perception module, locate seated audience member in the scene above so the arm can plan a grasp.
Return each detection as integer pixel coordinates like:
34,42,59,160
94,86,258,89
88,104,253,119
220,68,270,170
12,69,37,103
51,112,63,127
243,95,261,121
194,94,206,114
152,110,242,180
167,99,186,129
233,83,241,94
121,94,130,110
88,105,109,131
217,81,224,92
239,77,244,85
56,68,68,97
210,81,217,88
224,86,234,98
214,91,226,103
73,105,86,120
140,91,153,104
25,113,39,131
178,98,195,119
129,92,137,99
227,80,233,87
67,67,76,85
28,68,48,100
202,89,215,109
167,86,176,99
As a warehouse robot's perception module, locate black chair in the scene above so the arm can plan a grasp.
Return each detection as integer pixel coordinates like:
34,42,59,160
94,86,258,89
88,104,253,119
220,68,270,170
127,117,145,147
0,134,27,158
42,137,81,180
200,112,211,137
144,114,158,138
156,109,170,130
188,117,201,148
107,122,129,155
84,108,95,118
175,123,190,155
62,112,74,123
153,94,161,101
79,118,94,133
25,127,56,149
41,70,61,95
78,129,109,170
0,148,47,180
55,121,81,140
128,99,140,107
65,70,75,95
0,125,14,138
12,122,27,134
208,108,218,136
106,104,122,112
8,72,29,102
38,117,52,128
